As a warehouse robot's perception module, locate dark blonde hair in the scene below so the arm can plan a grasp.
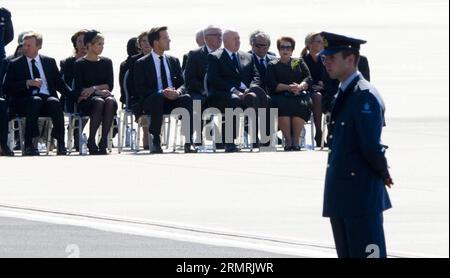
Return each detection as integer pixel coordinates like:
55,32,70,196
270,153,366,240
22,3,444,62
22,31,43,48
301,32,322,57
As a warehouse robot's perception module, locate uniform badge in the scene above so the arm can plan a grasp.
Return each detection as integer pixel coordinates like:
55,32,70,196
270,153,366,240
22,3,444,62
361,102,372,114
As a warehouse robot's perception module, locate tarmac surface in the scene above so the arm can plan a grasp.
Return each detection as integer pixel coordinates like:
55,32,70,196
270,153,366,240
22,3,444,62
0,118,448,258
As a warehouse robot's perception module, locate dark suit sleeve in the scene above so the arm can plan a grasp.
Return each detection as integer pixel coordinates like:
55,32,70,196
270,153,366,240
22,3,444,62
353,92,390,179
134,59,157,99
4,61,29,98
184,51,203,94
118,61,127,103
3,9,14,46
171,57,184,89
207,54,233,93
266,63,278,94
51,58,73,98
249,61,261,88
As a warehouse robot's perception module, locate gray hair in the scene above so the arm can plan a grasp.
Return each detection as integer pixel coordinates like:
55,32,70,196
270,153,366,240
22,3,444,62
249,30,271,46
203,25,222,36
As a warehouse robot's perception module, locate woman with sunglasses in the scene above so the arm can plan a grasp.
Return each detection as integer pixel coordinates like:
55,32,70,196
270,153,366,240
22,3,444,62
267,36,312,151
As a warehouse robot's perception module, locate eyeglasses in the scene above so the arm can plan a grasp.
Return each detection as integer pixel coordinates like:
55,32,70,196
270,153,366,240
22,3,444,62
255,43,269,49
279,45,293,50
205,33,222,38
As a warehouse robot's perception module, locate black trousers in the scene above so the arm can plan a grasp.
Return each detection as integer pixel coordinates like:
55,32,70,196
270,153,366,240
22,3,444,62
207,86,272,142
142,93,194,142
15,95,65,147
330,213,387,258
0,97,9,147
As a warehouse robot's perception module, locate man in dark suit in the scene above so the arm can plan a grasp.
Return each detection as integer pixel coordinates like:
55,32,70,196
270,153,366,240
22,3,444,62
320,31,393,258
182,29,205,72
249,30,277,146
0,96,13,156
134,26,197,154
207,30,266,152
4,32,72,156
184,26,222,103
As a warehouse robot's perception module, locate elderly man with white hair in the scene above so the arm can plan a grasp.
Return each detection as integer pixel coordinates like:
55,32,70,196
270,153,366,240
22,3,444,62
207,29,267,152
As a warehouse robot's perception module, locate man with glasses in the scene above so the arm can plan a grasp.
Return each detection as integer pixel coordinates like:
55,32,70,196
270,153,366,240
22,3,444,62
248,30,277,147
185,26,222,104
182,29,205,71
320,31,393,258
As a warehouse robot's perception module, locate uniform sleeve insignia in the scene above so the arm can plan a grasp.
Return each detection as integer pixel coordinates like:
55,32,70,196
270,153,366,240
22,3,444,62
361,102,372,114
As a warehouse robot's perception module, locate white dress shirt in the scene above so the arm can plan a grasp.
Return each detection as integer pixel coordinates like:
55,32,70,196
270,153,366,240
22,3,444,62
26,55,50,95
151,51,173,92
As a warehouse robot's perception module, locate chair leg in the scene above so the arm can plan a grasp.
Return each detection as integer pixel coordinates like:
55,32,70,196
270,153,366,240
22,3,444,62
46,120,53,155
116,116,121,154
310,115,315,149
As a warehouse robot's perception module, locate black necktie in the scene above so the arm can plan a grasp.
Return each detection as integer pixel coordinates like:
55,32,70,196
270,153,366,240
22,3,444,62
31,59,41,79
259,58,266,75
231,53,240,72
31,59,41,93
159,56,169,89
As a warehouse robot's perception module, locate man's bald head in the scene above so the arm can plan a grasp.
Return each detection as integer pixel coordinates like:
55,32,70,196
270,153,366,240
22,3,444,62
223,29,240,53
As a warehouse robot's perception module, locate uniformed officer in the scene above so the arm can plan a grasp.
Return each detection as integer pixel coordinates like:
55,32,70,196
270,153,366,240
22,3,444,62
320,31,394,258
0,7,14,156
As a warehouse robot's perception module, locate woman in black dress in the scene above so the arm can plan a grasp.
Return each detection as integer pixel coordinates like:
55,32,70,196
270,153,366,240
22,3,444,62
74,30,117,155
267,37,312,151
301,32,326,146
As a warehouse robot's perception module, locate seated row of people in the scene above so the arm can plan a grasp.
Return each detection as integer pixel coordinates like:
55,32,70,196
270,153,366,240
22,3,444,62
0,26,370,157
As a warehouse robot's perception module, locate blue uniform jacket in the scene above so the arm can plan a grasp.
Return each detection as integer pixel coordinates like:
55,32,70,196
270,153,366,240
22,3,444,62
323,73,392,218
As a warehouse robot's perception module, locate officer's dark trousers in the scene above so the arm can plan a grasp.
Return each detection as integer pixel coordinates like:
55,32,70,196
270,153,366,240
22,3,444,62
0,98,9,147
330,213,387,258
15,95,65,147
143,93,194,143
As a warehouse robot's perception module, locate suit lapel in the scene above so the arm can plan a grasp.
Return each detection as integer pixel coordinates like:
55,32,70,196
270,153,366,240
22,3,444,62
221,50,239,75
148,55,158,87
21,56,32,80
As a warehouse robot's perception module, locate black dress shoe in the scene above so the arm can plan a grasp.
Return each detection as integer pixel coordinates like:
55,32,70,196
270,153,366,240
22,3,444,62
225,143,240,153
87,140,99,155
284,146,293,152
56,144,68,156
292,145,301,151
150,147,163,154
98,148,108,155
184,143,198,153
24,146,40,156
252,142,260,149
0,145,14,156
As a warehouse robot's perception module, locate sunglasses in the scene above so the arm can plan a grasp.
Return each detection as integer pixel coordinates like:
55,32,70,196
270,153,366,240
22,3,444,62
279,45,293,50
255,43,269,49
205,33,222,38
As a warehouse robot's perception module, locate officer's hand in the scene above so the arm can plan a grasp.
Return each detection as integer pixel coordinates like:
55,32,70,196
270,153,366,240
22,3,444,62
384,177,394,188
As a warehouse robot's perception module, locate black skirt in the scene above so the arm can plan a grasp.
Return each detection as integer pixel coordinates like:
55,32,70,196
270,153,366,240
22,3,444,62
271,92,312,120
78,95,118,116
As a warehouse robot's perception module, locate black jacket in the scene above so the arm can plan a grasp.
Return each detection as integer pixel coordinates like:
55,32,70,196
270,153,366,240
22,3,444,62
184,46,209,95
0,7,14,58
207,49,260,95
4,55,72,100
133,53,184,102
